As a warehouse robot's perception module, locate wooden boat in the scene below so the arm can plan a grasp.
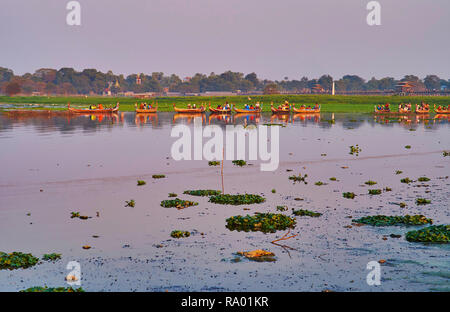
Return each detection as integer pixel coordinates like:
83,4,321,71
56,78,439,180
374,105,391,113
271,104,291,114
398,107,413,113
434,105,450,114
293,105,320,113
415,104,430,114
68,103,119,114
135,103,158,113
233,107,261,114
209,104,232,114
173,103,205,113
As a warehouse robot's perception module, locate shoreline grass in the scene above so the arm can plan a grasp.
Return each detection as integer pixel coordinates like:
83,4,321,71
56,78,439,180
1,94,449,113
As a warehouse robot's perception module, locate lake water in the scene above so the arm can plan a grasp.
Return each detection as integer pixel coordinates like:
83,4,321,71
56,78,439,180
0,111,449,291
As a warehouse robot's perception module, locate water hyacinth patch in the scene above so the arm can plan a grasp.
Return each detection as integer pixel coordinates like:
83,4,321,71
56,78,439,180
395,170,403,175
329,177,337,181
314,181,326,186
405,225,450,243
183,189,221,197
226,213,296,233
276,205,288,212
161,198,198,208
236,250,276,262
401,178,413,184
352,215,433,226
168,193,177,197
232,160,247,167
343,192,356,199
289,173,308,184
208,161,221,166
152,174,166,179
417,177,430,182
137,180,146,186
0,252,40,270
209,194,265,205
42,253,61,262
70,212,80,218
20,286,85,292
368,189,382,195
349,145,361,156
365,180,377,185
443,151,450,157
405,145,411,149
416,198,431,205
125,200,135,207
170,230,191,238
292,209,322,217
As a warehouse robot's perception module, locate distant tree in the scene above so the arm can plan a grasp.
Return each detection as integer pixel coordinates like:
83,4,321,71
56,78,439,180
424,75,441,90
4,81,21,96
0,67,14,82
263,83,279,94
318,75,333,91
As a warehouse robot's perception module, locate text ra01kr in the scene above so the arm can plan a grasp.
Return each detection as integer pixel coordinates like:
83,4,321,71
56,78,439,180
225,297,269,307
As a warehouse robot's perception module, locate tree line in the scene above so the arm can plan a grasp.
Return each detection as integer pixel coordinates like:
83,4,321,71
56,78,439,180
0,67,448,96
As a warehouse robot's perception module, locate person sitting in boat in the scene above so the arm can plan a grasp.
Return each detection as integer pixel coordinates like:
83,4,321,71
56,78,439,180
224,102,230,110
140,103,145,109
193,103,197,108
245,104,250,109
250,104,255,109
217,104,222,109
187,104,192,108
255,102,260,109
307,106,311,109
300,104,306,109
313,103,319,109
384,103,390,110
98,104,104,110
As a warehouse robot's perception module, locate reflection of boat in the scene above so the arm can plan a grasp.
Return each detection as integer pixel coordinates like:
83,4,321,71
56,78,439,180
173,103,206,113
293,105,320,113
135,103,158,113
415,104,430,114
135,113,158,126
208,113,233,124
233,107,261,114
209,104,232,114
292,113,320,122
68,103,119,114
172,113,206,124
271,104,291,114
434,105,450,114
233,113,261,123
270,114,290,123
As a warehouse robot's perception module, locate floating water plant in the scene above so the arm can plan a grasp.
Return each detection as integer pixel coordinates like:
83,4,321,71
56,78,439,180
416,198,431,205
236,250,276,262
343,192,356,199
170,230,191,238
292,209,322,217
368,189,382,195
20,286,85,292
70,212,80,218
443,151,450,157
232,160,247,166
137,180,146,186
0,252,39,270
349,145,361,156
289,173,308,184
226,213,296,233
183,189,221,196
168,193,177,197
401,177,413,184
384,187,392,192
152,174,165,179
417,177,430,182
271,189,276,193
395,170,403,175
365,180,377,185
42,253,61,262
329,177,337,181
276,205,288,212
160,198,198,208
352,215,432,226
314,181,326,186
405,225,450,243
125,200,135,207
209,194,265,205
208,161,221,166
405,145,411,149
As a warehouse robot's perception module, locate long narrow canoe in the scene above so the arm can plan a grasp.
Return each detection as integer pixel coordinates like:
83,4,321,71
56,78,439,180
271,104,291,114
398,107,413,113
173,103,206,113
434,105,450,114
374,105,390,113
135,103,158,113
415,104,430,114
233,107,261,114
68,103,119,114
293,105,320,113
209,105,232,114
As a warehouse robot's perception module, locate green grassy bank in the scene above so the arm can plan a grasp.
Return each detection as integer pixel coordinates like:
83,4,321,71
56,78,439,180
0,94,449,113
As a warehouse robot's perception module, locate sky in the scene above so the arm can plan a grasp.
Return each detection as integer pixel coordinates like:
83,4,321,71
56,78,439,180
0,0,449,80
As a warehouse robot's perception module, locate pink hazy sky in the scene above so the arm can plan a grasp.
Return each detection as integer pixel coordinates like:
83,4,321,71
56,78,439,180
1,0,449,80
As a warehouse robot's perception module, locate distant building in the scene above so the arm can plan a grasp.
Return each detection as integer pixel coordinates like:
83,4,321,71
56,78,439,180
395,81,425,93
311,84,325,93
136,74,142,85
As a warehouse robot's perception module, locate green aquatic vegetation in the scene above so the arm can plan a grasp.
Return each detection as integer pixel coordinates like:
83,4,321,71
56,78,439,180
443,151,450,157
314,181,325,186
289,173,308,184
416,198,431,205
125,200,135,207
271,189,276,193
152,174,166,179
0,252,39,270
368,189,382,195
405,145,411,149
292,209,322,217
232,160,247,166
226,213,296,233
365,180,377,185
329,177,337,181
276,206,288,212
208,161,221,166
401,177,413,184
183,189,221,196
384,187,392,192
417,177,430,182
168,193,177,197
70,212,80,218
209,194,265,205
137,180,146,186
170,230,191,238
405,225,450,243
20,286,85,292
343,192,356,199
349,145,361,156
42,253,61,262
263,123,285,127
395,170,403,175
160,198,198,208
352,215,433,226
